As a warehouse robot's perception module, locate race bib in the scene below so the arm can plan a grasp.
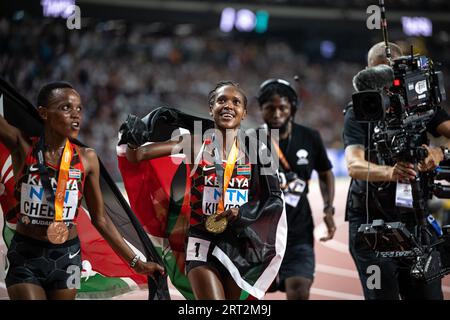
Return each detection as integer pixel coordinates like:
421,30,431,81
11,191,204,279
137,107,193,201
395,181,413,208
20,182,79,223
186,237,210,262
202,186,249,215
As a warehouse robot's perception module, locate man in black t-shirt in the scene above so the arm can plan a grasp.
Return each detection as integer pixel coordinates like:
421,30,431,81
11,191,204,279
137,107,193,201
344,42,450,300
257,79,336,300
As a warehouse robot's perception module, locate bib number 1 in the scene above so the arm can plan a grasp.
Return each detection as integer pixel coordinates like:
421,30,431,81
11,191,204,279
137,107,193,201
186,237,210,262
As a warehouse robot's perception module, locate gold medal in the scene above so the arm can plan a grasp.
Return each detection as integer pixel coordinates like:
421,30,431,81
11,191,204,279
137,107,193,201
205,214,228,234
47,221,69,244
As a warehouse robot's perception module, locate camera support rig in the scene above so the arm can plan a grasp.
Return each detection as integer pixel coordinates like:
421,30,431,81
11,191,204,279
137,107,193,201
359,164,450,282
356,0,450,282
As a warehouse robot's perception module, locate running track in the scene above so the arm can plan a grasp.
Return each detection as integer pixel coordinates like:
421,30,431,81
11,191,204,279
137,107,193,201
1,178,449,300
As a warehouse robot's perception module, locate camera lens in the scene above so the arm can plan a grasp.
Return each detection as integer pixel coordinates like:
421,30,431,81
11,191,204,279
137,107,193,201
362,95,381,118
352,91,385,122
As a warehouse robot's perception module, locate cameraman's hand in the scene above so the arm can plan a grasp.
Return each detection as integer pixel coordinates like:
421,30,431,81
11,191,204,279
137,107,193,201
390,162,416,181
418,144,444,172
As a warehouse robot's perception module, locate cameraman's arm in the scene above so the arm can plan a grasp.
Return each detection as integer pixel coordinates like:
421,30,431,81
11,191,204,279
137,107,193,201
436,120,450,139
345,145,416,181
418,117,450,171
343,106,416,181
436,119,450,158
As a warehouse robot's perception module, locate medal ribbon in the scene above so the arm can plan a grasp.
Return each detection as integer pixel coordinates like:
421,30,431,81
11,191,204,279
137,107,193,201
54,140,73,222
214,138,239,214
36,137,73,223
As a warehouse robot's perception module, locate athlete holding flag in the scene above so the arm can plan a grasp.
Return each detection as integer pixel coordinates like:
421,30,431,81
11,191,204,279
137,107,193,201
122,81,286,300
0,81,164,300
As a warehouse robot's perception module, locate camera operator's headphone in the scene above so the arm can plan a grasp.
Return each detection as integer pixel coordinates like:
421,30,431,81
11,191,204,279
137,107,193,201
257,79,299,115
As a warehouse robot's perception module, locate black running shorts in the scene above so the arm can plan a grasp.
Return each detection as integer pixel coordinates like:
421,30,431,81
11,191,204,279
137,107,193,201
5,233,82,290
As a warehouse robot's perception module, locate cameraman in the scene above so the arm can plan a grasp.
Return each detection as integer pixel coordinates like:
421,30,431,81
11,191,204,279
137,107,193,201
258,79,336,300
344,42,450,300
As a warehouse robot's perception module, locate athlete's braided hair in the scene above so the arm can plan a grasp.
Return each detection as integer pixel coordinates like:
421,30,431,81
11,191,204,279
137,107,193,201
208,81,247,108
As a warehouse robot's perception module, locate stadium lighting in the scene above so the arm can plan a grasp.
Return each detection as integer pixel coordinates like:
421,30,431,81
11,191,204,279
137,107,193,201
255,11,269,33
220,7,235,33
235,9,256,32
220,8,269,33
41,0,76,19
402,16,432,37
320,40,336,59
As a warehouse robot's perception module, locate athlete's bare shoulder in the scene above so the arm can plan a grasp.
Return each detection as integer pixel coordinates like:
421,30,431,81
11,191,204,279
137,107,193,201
77,146,99,174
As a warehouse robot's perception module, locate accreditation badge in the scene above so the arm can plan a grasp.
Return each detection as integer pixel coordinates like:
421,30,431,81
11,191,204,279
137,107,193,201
283,178,306,208
395,181,413,208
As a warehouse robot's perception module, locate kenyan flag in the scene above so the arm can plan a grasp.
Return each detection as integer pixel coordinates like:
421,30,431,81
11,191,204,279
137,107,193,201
117,151,194,299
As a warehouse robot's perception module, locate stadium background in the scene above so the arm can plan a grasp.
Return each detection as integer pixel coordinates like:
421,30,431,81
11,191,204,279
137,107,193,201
1,0,450,299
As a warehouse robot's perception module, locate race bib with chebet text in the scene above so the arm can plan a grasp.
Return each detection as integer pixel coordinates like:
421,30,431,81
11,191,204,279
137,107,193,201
20,175,80,225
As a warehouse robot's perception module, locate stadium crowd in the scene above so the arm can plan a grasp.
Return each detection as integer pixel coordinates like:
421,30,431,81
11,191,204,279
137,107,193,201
1,17,448,179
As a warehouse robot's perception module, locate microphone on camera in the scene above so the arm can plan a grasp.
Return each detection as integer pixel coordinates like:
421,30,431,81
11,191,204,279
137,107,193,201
353,64,394,91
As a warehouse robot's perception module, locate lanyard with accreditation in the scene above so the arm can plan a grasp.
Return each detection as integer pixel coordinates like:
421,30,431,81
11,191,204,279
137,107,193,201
270,136,306,208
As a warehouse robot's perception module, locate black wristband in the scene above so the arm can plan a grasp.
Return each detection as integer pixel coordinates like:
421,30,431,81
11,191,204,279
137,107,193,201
323,204,335,215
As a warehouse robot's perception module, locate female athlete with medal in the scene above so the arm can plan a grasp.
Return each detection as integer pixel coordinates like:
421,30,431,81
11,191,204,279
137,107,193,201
0,82,164,300
124,81,285,300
